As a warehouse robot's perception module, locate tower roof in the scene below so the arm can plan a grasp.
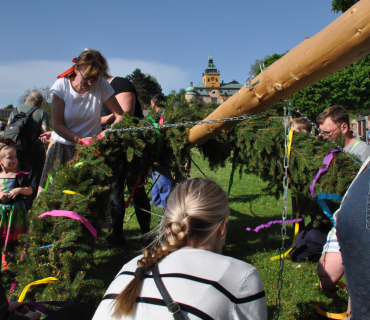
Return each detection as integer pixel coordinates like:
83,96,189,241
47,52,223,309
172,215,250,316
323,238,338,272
203,50,219,75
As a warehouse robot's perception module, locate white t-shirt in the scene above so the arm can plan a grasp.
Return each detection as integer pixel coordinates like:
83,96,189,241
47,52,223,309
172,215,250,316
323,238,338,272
93,248,267,320
50,77,114,145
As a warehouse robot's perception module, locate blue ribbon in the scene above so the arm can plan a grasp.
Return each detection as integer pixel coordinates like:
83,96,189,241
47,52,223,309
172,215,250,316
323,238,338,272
317,193,343,223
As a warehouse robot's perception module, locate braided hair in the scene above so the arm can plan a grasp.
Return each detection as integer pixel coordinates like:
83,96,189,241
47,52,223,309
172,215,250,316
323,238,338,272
111,178,230,317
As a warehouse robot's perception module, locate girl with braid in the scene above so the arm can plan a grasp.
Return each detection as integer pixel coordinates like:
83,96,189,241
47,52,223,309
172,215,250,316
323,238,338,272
93,178,267,320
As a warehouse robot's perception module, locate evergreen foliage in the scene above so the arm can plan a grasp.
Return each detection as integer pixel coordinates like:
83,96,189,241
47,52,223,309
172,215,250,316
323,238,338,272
332,0,359,13
4,98,361,302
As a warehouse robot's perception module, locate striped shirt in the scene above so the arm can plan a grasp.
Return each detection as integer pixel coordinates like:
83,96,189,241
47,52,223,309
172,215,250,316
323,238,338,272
93,248,267,320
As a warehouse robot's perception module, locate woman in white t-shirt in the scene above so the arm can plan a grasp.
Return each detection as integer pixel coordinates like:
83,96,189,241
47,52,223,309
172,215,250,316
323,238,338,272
93,178,267,320
38,49,123,192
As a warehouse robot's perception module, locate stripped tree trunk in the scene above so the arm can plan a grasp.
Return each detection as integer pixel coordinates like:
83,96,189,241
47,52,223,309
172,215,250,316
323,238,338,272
187,0,370,147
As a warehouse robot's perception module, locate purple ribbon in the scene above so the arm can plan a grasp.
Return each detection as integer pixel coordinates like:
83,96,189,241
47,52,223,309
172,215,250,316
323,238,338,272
17,301,74,315
310,149,340,198
246,218,303,233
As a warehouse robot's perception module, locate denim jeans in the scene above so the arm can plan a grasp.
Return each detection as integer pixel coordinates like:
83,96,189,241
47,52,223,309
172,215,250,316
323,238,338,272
151,169,172,207
336,166,370,319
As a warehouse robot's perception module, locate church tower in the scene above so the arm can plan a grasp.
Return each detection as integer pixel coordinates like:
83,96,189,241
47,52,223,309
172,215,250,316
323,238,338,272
202,50,220,87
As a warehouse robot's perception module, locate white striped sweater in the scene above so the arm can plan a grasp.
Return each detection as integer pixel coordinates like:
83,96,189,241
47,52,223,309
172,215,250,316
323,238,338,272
93,248,267,320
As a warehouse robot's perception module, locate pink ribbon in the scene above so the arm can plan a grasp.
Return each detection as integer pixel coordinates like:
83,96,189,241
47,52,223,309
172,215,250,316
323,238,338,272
159,116,164,125
78,133,102,145
16,171,29,175
310,149,340,198
246,218,303,233
38,210,97,240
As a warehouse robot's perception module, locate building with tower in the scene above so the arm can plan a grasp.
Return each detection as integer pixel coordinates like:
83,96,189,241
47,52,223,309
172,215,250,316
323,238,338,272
185,51,243,104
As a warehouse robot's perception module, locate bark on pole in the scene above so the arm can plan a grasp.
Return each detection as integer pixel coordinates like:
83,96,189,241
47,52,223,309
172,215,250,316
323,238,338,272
187,0,370,148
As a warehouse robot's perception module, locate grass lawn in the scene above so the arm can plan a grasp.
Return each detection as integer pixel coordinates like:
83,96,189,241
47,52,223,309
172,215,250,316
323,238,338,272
94,150,348,319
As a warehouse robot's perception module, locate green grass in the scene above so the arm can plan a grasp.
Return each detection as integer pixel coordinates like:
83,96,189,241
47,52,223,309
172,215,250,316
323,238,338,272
94,150,348,319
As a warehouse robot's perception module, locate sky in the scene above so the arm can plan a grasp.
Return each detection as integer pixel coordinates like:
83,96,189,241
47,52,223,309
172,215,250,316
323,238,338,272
0,0,341,107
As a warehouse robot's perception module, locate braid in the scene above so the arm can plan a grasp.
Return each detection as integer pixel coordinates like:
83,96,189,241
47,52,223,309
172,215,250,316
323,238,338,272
111,178,229,318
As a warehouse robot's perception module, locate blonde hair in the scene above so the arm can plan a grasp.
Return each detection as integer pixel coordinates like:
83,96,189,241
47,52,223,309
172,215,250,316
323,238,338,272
0,144,16,172
111,178,230,317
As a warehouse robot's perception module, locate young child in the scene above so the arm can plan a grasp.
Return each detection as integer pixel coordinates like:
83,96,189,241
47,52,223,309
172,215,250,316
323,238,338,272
290,117,312,133
0,142,32,267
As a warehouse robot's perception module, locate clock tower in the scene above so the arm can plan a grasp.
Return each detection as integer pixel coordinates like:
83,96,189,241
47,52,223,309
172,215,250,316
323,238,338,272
202,50,220,87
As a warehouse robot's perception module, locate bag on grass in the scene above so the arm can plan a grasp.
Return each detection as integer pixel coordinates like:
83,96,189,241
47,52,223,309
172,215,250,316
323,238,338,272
290,221,329,262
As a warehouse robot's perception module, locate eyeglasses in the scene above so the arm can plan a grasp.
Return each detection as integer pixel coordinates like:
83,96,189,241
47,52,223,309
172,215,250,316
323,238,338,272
78,69,99,84
321,124,342,137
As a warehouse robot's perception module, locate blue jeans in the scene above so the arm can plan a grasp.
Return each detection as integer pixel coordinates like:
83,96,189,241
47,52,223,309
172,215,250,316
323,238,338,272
337,166,370,319
151,169,172,207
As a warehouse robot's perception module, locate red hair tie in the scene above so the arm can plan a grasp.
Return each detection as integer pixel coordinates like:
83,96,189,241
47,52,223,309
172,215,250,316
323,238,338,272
57,58,77,79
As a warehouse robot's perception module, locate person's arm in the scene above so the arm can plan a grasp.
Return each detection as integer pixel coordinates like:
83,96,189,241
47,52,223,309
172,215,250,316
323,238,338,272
51,94,84,143
8,186,32,199
116,92,135,117
104,95,124,125
101,114,115,126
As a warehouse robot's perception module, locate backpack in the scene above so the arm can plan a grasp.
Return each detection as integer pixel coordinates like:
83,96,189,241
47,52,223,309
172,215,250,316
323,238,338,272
4,107,39,152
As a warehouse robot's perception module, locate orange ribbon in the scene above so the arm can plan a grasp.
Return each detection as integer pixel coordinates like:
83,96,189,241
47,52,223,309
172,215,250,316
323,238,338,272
57,58,77,79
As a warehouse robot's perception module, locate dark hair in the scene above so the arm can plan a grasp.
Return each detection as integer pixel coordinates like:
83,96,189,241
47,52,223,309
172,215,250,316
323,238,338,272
317,106,350,127
290,117,312,132
150,93,166,107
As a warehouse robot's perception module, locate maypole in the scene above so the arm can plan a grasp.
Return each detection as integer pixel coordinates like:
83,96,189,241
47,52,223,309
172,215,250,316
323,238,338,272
188,0,370,147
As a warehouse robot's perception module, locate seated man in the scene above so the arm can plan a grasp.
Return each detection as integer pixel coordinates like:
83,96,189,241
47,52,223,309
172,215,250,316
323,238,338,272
316,106,370,290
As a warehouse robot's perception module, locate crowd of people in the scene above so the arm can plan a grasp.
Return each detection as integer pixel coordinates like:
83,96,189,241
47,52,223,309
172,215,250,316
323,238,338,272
0,48,369,319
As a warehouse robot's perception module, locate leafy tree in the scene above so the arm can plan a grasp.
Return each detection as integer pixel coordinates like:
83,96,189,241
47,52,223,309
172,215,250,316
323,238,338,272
290,55,370,120
332,0,359,13
126,68,162,107
248,56,270,78
5,104,14,109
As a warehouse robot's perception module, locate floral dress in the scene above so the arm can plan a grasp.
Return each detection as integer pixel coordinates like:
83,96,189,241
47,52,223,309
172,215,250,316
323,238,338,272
0,172,30,253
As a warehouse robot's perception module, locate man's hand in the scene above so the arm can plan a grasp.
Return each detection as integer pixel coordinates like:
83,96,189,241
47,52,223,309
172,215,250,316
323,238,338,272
39,131,52,144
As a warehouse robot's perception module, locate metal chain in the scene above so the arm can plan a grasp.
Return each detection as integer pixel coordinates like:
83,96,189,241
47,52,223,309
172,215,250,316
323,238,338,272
274,101,290,319
108,108,272,133
288,102,361,167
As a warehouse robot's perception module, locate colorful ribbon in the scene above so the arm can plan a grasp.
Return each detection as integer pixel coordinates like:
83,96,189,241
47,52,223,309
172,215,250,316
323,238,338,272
246,218,303,233
57,58,77,79
74,162,84,167
227,126,238,198
269,195,301,261
63,190,83,197
287,129,293,159
18,277,59,302
146,117,162,162
38,210,97,240
44,174,52,192
317,280,348,319
317,193,343,223
78,133,102,145
310,149,340,198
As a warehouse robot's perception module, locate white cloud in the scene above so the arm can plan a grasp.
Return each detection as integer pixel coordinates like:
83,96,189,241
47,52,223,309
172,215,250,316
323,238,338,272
0,59,189,107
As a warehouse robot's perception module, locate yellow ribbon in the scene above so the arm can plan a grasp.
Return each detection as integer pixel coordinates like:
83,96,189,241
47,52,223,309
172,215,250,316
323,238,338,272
63,190,83,197
317,280,348,319
287,129,293,159
18,277,59,302
269,195,300,261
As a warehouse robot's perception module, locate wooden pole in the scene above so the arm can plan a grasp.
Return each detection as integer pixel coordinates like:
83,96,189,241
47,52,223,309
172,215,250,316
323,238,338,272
187,0,370,147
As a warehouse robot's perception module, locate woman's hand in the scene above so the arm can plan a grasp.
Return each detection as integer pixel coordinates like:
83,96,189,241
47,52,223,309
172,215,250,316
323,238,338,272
8,302,41,319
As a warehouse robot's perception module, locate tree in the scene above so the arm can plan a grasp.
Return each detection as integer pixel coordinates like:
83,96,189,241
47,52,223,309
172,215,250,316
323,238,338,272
5,104,14,109
290,54,370,120
248,56,270,78
18,86,52,122
332,0,359,13
126,69,162,108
